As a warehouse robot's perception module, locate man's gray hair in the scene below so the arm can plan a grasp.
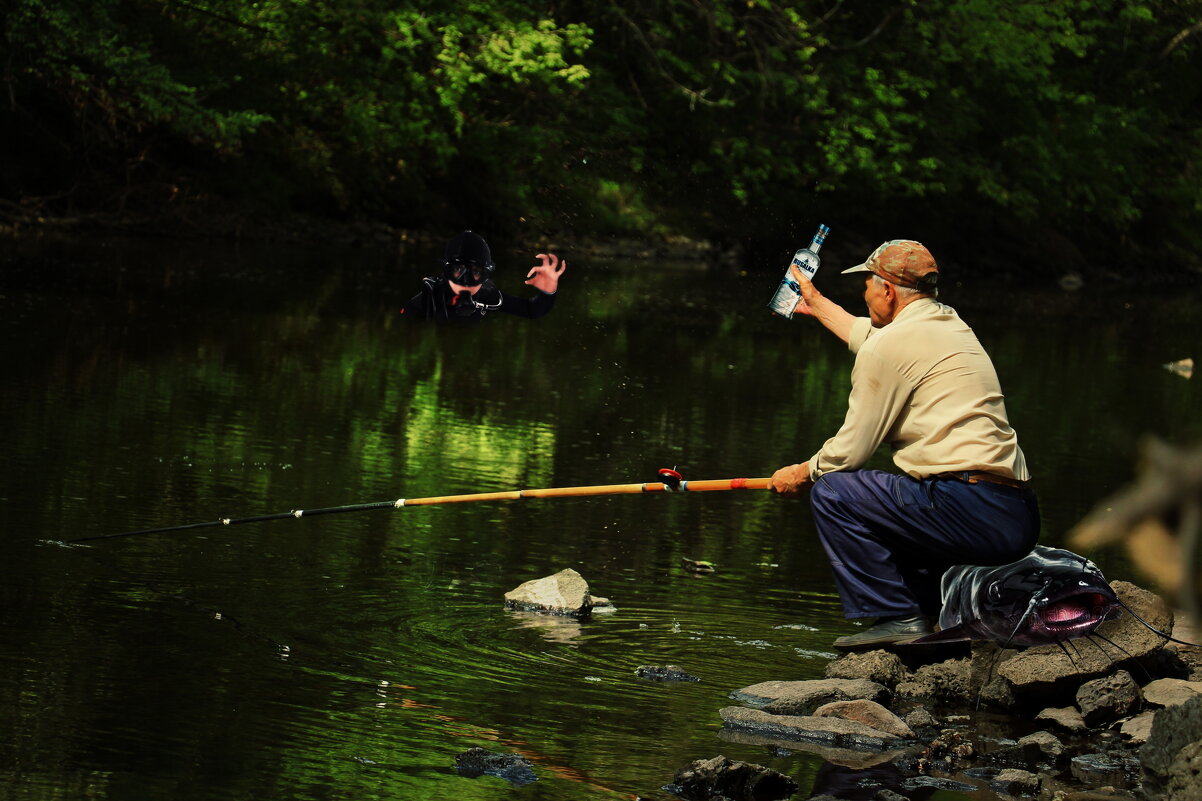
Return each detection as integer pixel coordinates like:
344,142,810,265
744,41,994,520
872,273,937,298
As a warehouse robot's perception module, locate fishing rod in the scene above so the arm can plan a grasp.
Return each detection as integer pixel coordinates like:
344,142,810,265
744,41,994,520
64,469,772,544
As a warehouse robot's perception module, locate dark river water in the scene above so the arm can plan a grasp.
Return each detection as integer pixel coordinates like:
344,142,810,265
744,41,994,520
1,233,1199,801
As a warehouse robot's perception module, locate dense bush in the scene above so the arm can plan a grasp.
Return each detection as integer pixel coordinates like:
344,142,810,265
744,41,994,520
2,0,1200,275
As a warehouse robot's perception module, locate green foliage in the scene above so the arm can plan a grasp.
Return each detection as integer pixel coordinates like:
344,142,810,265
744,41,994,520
2,0,1200,271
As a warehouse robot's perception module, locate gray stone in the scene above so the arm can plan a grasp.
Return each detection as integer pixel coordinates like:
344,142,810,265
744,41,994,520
1076,670,1141,727
1164,644,1202,682
893,658,972,701
811,699,914,739
824,650,908,687
1162,739,1202,800
1070,752,1141,785
454,747,538,786
1037,705,1088,733
1140,694,1202,796
719,706,906,751
717,726,904,770
503,568,592,616
731,678,890,714
668,754,797,801
1120,711,1156,744
904,707,939,730
635,664,700,682
1017,730,1065,761
969,642,1020,708
1143,677,1202,708
1053,791,1139,801
984,738,1046,768
990,768,1041,795
901,776,978,793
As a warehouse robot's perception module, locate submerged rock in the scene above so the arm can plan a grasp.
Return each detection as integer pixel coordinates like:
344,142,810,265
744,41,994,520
666,754,797,801
990,768,1041,795
636,664,700,682
503,568,593,616
454,747,537,786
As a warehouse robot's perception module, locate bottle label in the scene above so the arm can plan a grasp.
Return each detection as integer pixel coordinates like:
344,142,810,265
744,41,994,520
768,279,800,317
792,251,820,280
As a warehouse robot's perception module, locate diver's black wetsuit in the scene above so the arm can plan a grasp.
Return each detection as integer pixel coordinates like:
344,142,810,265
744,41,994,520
400,277,556,323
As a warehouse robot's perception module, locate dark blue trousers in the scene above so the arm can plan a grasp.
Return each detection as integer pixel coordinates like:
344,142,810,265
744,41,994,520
809,470,1040,619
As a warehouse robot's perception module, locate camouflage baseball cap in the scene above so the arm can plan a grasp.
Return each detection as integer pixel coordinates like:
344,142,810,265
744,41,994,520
841,240,939,290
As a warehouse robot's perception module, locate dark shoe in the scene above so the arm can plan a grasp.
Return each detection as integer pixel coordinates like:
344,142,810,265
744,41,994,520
832,615,933,652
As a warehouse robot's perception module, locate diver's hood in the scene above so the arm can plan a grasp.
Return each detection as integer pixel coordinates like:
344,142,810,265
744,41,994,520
440,231,495,288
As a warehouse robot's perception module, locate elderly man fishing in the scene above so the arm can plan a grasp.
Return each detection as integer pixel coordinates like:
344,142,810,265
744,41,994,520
770,240,1040,651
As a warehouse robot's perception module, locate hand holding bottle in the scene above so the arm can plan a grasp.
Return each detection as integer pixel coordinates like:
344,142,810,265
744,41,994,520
789,264,818,317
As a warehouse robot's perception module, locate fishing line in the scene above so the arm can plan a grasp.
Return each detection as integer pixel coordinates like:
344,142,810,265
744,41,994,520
41,539,293,657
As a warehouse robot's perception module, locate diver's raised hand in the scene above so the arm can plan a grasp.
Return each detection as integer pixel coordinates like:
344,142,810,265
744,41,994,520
525,253,566,294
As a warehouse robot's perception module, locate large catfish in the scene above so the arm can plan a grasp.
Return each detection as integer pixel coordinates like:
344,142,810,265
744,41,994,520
913,545,1183,648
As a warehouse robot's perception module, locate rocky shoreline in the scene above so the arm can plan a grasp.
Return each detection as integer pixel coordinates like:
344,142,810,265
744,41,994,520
500,569,1202,799
686,579,1202,800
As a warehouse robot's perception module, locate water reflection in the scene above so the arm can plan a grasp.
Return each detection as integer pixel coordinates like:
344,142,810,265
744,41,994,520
505,610,586,644
1,233,1199,801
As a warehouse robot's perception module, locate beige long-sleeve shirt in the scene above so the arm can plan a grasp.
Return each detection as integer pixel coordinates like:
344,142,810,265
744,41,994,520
808,298,1029,481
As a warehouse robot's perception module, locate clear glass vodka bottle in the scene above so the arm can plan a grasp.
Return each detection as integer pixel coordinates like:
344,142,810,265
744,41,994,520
768,224,830,319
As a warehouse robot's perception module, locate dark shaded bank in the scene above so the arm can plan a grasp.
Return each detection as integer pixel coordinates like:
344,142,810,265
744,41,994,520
2,209,1199,289
4,1,1200,287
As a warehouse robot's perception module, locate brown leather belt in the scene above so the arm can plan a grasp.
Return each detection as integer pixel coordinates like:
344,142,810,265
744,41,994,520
942,471,1030,489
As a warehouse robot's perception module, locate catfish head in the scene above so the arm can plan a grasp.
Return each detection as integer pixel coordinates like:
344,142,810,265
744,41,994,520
919,545,1120,647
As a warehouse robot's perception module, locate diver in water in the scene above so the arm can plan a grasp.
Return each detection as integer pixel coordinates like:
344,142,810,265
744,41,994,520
401,230,565,323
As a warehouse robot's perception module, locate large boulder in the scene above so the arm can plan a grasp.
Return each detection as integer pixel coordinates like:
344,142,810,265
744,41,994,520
995,582,1171,702
1161,740,1202,800
1140,693,1202,797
